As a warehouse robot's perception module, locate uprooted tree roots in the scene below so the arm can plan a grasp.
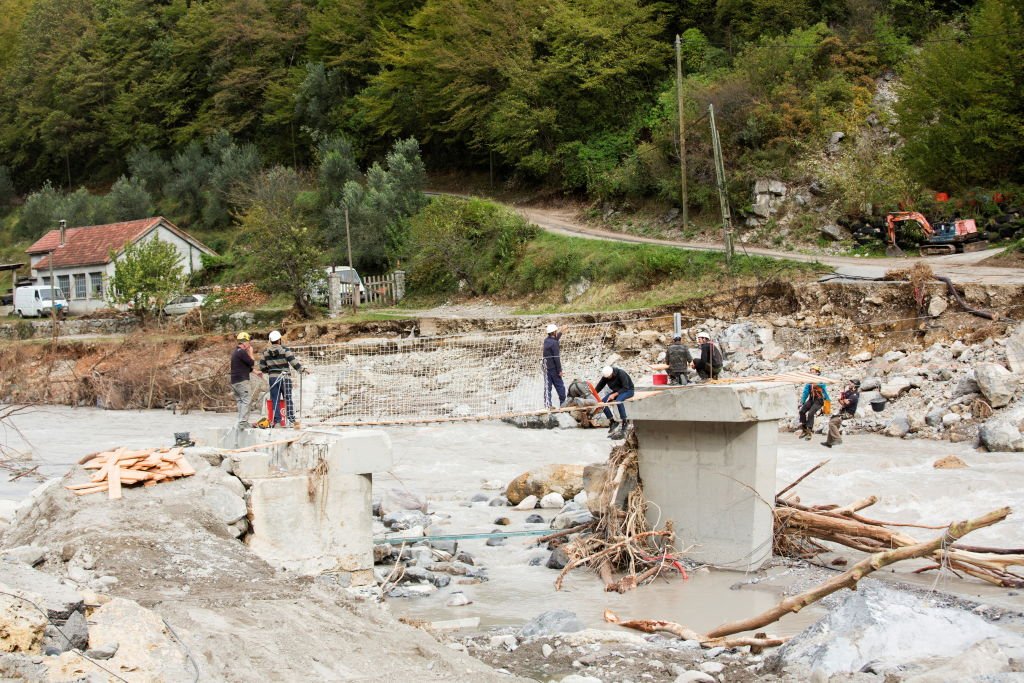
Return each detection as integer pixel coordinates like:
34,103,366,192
549,432,684,593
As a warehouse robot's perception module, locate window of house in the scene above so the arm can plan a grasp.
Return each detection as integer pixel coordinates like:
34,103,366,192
57,275,70,301
41,276,51,286
74,274,87,299
90,272,103,299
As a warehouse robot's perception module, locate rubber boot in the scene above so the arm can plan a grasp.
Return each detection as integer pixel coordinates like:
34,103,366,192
607,419,619,434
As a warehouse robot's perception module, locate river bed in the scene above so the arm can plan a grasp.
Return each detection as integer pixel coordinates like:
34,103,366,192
3,406,1023,635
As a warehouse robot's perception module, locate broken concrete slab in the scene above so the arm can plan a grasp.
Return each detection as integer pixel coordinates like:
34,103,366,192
0,584,47,653
0,562,82,620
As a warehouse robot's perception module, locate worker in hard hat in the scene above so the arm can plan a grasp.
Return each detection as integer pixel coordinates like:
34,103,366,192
692,331,723,381
666,334,693,385
542,323,566,409
230,332,262,429
561,378,600,428
595,365,635,440
797,365,830,440
259,330,305,428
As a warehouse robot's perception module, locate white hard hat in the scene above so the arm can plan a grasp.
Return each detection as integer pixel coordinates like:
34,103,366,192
545,323,558,334
602,366,614,378
697,330,711,340
269,330,282,343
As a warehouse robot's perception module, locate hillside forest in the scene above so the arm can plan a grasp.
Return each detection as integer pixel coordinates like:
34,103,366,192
0,0,1022,286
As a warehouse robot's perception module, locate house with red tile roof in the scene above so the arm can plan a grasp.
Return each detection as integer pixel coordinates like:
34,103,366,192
25,217,216,314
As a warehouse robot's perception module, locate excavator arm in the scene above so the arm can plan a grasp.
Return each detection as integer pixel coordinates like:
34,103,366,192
885,212,934,256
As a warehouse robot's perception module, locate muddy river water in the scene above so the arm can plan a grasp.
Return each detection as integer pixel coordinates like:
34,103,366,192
3,406,1024,636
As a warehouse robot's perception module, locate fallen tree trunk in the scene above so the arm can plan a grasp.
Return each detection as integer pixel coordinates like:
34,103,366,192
606,507,1011,649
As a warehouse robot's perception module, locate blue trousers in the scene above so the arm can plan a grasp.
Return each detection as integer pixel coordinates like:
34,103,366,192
602,388,634,422
544,372,566,408
268,374,295,426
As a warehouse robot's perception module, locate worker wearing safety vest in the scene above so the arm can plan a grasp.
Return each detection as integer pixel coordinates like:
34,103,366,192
798,366,830,440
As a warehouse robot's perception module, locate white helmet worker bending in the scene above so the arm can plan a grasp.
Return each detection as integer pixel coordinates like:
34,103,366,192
602,365,614,378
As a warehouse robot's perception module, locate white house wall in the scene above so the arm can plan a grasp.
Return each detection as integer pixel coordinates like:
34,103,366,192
28,221,211,315
136,225,206,274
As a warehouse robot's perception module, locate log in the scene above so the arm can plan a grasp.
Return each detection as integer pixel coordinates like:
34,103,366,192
707,507,1010,639
776,459,830,499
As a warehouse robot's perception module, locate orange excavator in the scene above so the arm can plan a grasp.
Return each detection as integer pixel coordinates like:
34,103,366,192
885,211,988,257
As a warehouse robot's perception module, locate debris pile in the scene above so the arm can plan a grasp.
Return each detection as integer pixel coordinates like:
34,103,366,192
66,447,196,499
551,433,683,593
774,460,1024,588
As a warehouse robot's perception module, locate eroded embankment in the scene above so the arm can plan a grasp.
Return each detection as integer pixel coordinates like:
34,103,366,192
0,280,1021,412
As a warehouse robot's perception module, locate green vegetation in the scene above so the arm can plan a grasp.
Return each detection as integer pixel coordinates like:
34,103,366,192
0,0,1020,304
408,198,820,311
108,237,186,319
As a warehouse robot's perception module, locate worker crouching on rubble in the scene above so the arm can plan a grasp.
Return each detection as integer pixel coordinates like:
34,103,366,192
797,365,830,440
561,378,600,428
692,331,723,381
823,378,860,448
666,335,692,385
260,330,305,429
596,365,634,440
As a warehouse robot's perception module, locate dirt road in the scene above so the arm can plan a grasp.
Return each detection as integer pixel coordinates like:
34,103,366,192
486,201,1024,285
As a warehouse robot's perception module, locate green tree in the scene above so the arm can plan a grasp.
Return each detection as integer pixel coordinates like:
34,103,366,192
0,165,15,211
406,196,536,295
239,167,323,318
102,175,155,222
896,0,1024,188
108,237,186,319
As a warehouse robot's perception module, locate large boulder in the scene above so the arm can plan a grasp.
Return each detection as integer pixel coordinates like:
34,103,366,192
884,413,911,438
979,417,1024,452
975,363,1019,408
505,464,585,505
880,377,912,399
519,609,584,639
45,598,193,681
768,582,1017,676
379,488,427,515
0,584,47,653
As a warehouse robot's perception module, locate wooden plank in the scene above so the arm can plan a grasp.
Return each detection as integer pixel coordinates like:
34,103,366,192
72,484,108,496
142,450,166,467
176,457,196,477
223,438,300,454
117,470,150,482
66,481,109,490
143,480,157,487
107,460,122,500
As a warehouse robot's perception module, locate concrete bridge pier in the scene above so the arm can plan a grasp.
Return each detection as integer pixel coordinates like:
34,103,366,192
629,383,792,572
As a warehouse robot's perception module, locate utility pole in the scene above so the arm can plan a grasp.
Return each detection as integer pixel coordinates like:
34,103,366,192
344,205,357,315
675,34,688,232
708,104,734,266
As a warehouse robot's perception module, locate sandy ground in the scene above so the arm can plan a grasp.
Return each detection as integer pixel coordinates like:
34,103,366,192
4,407,1024,681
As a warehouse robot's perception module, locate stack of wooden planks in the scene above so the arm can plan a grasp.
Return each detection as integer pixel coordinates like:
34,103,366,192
66,447,196,500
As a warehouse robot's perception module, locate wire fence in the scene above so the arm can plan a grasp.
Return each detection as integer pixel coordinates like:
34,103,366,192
290,324,624,424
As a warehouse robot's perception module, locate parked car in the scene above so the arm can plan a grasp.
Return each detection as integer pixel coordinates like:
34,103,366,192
163,294,207,316
309,266,366,305
14,285,68,318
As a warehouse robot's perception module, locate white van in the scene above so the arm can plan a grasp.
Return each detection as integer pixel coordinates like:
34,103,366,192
14,285,69,318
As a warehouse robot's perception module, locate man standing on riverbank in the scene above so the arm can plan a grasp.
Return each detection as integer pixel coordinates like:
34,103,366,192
230,332,262,429
823,378,860,448
259,330,304,428
543,323,566,409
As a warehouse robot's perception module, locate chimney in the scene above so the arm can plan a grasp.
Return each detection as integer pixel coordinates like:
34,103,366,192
59,219,66,247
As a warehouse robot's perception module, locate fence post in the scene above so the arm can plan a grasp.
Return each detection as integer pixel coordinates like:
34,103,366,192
393,270,406,303
328,273,341,318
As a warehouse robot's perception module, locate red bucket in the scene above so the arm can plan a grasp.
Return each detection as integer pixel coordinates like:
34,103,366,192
266,399,286,426
652,373,668,385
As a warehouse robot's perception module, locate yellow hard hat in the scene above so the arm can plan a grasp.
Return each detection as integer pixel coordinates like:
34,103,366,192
236,332,251,342
810,365,821,372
